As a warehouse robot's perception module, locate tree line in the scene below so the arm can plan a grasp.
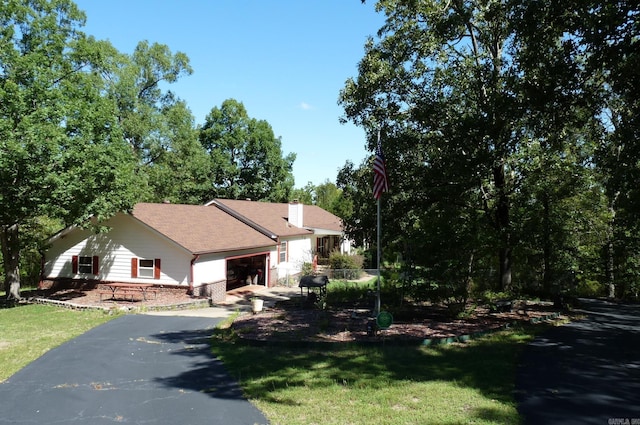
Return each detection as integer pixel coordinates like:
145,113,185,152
337,0,639,301
3,0,638,304
0,0,303,298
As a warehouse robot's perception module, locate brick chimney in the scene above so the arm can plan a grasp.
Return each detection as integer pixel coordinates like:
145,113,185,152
288,200,304,228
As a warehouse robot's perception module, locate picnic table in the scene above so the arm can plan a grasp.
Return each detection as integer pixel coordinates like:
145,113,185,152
99,283,157,302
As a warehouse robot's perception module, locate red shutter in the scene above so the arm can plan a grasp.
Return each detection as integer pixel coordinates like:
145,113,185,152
131,258,138,278
72,255,78,274
92,256,99,276
154,259,161,280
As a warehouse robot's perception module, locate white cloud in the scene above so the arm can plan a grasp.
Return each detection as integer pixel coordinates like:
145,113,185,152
299,102,313,110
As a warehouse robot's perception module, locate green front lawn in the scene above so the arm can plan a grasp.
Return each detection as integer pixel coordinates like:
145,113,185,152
0,304,115,382
212,325,538,425
1,300,543,424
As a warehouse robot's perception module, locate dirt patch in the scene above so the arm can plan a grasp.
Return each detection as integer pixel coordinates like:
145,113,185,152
232,300,563,343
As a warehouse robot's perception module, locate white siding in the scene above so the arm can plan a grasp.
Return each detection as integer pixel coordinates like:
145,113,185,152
192,253,226,285
45,213,192,286
276,236,312,279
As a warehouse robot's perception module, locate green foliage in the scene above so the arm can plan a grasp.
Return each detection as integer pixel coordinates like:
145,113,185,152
143,100,212,204
314,180,352,219
574,280,604,298
106,40,193,168
324,279,376,305
336,159,375,247
300,262,314,276
290,183,314,205
199,99,296,202
328,252,363,279
338,0,640,300
0,0,140,297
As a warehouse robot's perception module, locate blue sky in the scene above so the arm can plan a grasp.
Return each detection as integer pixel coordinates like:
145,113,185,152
74,0,385,188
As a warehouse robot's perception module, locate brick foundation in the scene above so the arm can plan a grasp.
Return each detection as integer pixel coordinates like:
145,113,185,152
194,280,226,303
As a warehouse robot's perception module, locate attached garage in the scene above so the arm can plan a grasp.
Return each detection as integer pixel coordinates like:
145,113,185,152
226,252,270,290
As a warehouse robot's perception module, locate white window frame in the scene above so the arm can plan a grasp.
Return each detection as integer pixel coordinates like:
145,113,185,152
279,241,287,263
138,259,155,279
78,256,93,274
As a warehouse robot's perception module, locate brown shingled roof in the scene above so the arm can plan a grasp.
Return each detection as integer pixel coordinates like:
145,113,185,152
132,203,277,254
212,199,342,235
301,204,343,232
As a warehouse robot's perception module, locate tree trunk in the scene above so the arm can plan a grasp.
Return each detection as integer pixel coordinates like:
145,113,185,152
499,247,512,292
542,192,552,295
606,194,618,299
494,164,512,292
1,224,21,300
606,239,615,299
465,252,475,304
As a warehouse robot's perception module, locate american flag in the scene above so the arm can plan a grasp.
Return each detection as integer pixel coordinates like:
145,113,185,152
373,139,389,200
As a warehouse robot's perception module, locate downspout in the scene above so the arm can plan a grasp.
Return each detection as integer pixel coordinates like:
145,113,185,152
190,254,199,295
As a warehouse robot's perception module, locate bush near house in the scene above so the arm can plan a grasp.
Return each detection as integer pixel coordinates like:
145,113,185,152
328,252,363,279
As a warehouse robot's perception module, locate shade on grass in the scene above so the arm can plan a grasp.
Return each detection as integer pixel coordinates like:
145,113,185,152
212,327,535,425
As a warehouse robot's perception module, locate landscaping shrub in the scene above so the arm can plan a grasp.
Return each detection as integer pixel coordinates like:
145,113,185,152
300,261,315,276
328,252,363,279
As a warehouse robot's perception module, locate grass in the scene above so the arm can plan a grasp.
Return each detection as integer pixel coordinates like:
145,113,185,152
212,326,540,425
0,286,550,424
0,304,115,382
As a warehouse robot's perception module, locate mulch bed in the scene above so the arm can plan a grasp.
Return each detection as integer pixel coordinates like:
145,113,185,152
232,299,563,344
17,283,565,345
20,283,206,310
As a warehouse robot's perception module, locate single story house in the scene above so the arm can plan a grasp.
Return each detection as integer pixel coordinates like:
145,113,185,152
43,199,350,301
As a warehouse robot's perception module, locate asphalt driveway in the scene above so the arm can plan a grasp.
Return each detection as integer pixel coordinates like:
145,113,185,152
516,298,640,424
0,314,268,425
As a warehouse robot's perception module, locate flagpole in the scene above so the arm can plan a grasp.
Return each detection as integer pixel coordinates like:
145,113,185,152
375,127,382,316
372,126,386,317
376,196,381,316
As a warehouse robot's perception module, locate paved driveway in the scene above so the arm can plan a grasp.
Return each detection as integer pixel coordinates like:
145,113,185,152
0,314,268,425
516,298,640,424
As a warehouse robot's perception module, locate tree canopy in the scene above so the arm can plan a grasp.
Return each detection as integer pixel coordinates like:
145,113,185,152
0,0,139,298
199,99,296,203
0,2,298,298
339,0,640,300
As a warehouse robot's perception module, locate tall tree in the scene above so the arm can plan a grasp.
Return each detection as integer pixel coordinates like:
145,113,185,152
107,40,193,168
341,0,527,290
578,2,640,297
0,0,138,298
144,100,212,204
512,0,640,297
290,182,315,205
199,99,296,202
336,159,377,248
315,180,351,217
340,0,608,294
